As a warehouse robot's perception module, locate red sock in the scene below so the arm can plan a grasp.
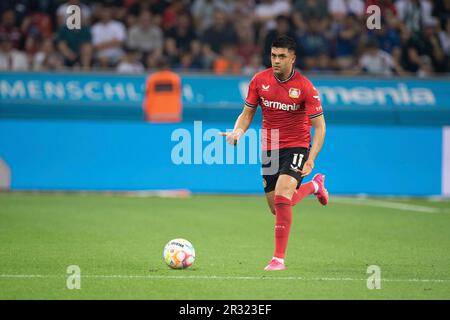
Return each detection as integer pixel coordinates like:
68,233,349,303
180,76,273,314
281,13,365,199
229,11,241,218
291,182,315,206
274,195,292,259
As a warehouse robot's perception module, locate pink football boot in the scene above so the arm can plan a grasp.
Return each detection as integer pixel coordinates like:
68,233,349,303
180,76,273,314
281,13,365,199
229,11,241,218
264,259,286,271
312,174,329,206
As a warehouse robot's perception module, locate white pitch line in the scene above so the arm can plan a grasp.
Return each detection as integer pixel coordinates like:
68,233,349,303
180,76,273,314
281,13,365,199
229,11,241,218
331,197,444,213
1,274,449,283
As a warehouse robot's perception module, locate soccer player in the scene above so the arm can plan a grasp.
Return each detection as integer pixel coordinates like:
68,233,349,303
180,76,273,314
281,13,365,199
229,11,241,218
222,35,329,271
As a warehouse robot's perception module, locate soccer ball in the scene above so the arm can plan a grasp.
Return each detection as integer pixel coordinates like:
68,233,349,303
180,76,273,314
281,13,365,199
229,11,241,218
163,238,195,269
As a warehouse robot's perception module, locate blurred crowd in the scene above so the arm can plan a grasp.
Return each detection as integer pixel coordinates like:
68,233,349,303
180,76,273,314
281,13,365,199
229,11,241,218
0,0,449,76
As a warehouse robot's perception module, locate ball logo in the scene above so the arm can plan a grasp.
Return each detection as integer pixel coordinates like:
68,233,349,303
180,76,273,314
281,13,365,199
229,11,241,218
164,238,195,269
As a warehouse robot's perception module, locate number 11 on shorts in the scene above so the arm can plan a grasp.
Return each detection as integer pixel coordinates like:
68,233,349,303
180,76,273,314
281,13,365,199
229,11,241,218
292,153,304,169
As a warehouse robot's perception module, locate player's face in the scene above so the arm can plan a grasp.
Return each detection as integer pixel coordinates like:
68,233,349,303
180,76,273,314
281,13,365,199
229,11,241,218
271,47,295,77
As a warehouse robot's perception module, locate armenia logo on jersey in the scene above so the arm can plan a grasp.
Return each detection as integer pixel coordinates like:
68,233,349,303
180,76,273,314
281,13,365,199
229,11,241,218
289,88,301,99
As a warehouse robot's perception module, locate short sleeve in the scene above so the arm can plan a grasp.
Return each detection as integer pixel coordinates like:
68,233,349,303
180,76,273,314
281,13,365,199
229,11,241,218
245,76,259,108
304,80,323,119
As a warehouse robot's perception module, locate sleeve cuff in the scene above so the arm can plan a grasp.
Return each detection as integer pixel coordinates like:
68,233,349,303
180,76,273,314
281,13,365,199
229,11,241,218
309,112,323,119
245,101,258,108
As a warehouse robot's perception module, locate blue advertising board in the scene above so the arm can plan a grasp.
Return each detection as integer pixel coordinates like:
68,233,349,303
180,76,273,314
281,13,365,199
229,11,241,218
0,119,443,196
1,72,449,124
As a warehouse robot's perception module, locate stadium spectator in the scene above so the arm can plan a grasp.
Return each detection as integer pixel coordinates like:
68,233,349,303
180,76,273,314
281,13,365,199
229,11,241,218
161,0,186,31
432,0,450,30
56,22,93,70
357,39,404,76
128,0,167,16
23,33,41,68
191,0,216,34
263,16,297,67
328,0,365,20
331,13,361,71
176,46,204,71
175,52,194,71
91,4,126,68
0,0,31,26
254,0,291,32
235,20,260,66
297,18,332,71
233,0,256,24
183,39,205,70
127,10,163,57
0,9,24,50
161,37,179,68
0,0,447,75
116,48,144,73
202,9,238,68
439,18,450,57
213,44,242,74
403,18,446,73
161,14,200,68
242,52,265,75
366,19,401,54
0,37,29,71
101,0,128,23
214,0,237,16
439,19,450,72
164,12,196,53
33,38,64,71
128,0,168,27
395,0,433,32
364,0,398,18
20,5,53,39
253,0,291,45
293,0,328,21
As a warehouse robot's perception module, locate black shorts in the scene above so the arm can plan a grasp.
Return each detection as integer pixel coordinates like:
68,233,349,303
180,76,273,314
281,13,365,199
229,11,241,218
262,147,310,193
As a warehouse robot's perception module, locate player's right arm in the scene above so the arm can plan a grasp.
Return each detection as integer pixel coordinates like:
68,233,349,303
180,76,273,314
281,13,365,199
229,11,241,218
222,75,260,145
222,106,257,145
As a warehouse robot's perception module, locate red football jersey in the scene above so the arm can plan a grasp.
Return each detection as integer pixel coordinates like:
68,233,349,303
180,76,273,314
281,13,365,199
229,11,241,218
245,68,323,150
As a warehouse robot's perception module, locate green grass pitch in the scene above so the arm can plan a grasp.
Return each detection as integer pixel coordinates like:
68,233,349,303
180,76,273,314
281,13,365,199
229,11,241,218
0,192,449,299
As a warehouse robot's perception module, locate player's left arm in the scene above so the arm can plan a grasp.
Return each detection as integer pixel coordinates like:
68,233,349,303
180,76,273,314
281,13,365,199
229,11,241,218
301,82,326,177
301,115,326,177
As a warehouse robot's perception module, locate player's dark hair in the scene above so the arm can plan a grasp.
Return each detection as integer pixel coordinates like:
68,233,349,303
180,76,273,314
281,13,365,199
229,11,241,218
271,35,296,52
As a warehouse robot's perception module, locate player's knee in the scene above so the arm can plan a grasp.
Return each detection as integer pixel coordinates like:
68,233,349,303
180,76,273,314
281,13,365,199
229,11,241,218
275,186,294,199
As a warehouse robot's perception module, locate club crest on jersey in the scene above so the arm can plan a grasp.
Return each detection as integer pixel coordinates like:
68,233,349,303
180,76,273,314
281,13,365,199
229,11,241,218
289,88,301,98
262,84,270,91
